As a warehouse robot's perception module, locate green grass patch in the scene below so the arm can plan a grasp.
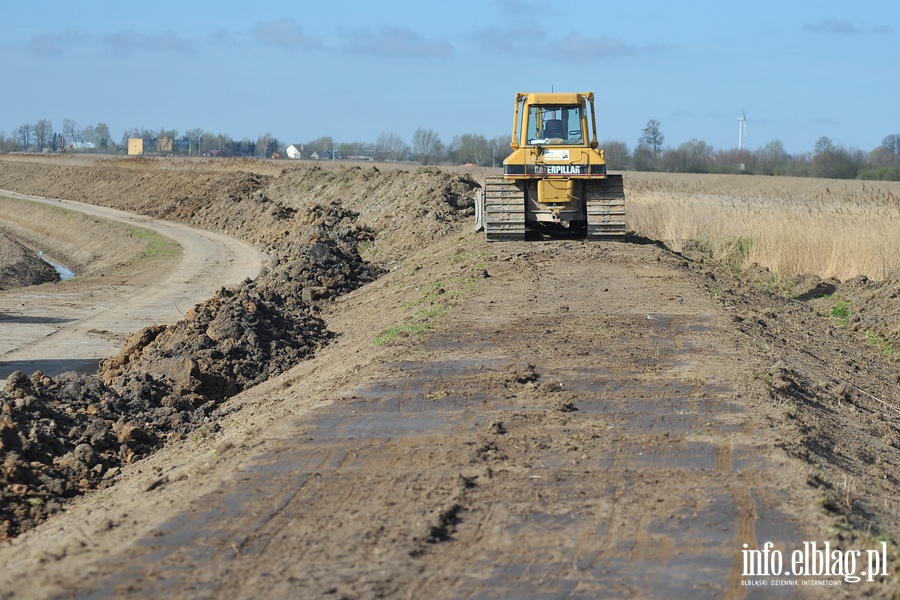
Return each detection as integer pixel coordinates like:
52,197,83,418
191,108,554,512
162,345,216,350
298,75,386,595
404,281,448,308
451,249,488,265
863,330,900,357
376,238,493,345
829,299,851,326
376,271,484,345
129,226,179,261
375,305,446,345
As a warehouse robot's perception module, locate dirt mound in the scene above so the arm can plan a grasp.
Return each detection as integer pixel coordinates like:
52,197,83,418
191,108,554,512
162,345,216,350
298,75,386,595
0,158,477,540
99,202,381,403
679,244,900,351
263,165,479,260
837,271,900,347
0,158,481,260
0,232,59,290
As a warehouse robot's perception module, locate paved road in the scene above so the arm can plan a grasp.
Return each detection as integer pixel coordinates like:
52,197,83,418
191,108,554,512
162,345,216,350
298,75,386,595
0,190,266,384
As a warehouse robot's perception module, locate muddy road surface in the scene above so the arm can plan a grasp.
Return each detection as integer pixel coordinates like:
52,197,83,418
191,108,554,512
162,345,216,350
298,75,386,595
1,157,899,599
32,241,824,599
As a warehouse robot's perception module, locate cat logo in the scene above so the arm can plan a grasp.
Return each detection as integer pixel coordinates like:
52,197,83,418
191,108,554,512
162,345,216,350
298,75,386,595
546,165,582,174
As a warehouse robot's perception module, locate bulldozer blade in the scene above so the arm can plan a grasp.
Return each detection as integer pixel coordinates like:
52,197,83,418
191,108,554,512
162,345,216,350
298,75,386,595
473,188,485,232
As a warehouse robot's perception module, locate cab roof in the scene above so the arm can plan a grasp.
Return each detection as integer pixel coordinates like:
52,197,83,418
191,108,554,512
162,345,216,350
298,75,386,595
518,92,593,105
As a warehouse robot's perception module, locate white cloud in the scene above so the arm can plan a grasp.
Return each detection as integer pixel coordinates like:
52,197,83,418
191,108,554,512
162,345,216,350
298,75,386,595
102,31,194,55
340,27,453,58
803,19,894,36
250,18,321,50
25,33,67,57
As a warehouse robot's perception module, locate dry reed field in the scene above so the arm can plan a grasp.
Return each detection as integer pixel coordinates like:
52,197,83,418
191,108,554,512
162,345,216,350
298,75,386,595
625,172,900,282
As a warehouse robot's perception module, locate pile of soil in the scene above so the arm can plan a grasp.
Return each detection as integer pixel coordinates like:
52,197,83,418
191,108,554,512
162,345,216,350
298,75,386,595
837,273,900,348
99,202,381,404
0,160,478,257
688,246,900,358
0,158,480,540
0,232,59,290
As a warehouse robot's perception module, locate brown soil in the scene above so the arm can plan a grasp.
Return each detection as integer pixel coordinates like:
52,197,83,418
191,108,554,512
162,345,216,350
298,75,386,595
0,155,899,598
0,233,59,290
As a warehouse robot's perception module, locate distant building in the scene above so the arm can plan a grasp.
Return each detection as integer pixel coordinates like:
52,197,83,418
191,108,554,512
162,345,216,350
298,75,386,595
286,144,305,159
172,137,192,154
127,137,178,155
310,150,343,161
128,138,144,156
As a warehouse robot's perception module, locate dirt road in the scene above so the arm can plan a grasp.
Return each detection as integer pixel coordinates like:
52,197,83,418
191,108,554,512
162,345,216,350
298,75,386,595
22,239,824,599
1,157,899,598
0,190,266,384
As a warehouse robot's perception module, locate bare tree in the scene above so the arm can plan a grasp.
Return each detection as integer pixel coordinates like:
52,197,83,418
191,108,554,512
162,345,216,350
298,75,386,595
449,133,489,165
488,135,512,167
338,141,374,158
639,119,664,160
183,128,204,155
756,140,789,175
82,125,96,149
14,123,34,151
374,132,408,161
34,120,53,151
412,128,443,165
307,136,335,158
633,143,654,171
93,123,112,152
869,146,897,168
155,128,177,154
661,139,714,173
600,139,631,170
62,119,81,144
882,134,900,157
813,136,861,179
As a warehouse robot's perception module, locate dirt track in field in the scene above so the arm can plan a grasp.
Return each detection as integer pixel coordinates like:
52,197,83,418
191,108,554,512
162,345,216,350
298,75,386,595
0,189,266,384
1,155,899,598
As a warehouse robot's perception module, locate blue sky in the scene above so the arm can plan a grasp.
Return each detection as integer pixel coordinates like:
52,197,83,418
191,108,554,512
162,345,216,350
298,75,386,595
1,1,898,154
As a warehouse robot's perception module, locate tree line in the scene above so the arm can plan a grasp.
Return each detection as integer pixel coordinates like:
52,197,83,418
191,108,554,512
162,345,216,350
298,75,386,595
609,119,900,181
3,117,900,181
0,118,509,166
0,119,114,153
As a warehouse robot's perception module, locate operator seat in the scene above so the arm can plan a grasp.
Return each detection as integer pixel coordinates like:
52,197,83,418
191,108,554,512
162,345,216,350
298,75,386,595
543,119,565,139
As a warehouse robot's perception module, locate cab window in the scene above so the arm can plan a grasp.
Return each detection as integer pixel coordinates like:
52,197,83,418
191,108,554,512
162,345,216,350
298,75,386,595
526,105,584,145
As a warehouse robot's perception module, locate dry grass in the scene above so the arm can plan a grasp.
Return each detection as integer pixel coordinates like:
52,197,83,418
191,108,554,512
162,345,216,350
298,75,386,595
624,172,900,281
0,195,177,276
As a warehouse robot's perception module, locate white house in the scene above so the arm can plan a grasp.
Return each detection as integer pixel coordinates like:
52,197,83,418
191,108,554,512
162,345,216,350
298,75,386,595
68,141,96,152
286,144,304,159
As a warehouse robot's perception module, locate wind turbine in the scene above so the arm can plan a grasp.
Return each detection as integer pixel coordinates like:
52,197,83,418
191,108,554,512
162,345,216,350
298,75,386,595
738,109,747,151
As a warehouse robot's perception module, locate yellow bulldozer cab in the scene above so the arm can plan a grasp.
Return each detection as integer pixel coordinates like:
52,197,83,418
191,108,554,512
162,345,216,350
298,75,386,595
510,92,599,151
503,92,606,179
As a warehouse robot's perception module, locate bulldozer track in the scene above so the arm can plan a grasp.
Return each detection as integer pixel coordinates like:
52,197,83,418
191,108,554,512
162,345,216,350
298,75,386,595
585,174,626,239
483,176,525,241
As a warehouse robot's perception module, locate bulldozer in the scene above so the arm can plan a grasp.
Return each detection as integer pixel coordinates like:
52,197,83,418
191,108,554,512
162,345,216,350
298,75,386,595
474,92,625,241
